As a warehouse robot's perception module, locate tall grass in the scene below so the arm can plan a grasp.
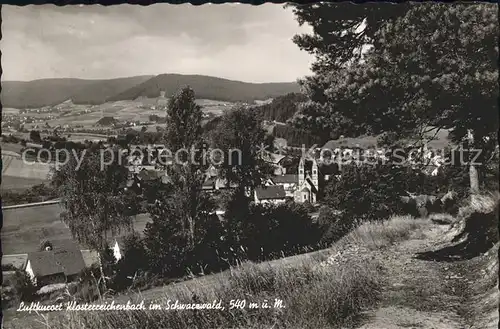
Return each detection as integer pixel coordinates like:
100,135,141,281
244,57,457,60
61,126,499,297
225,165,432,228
459,192,500,218
338,215,429,250
34,254,380,329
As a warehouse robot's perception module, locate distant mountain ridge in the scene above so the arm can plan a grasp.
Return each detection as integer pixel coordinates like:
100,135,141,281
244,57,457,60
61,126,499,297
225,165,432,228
1,76,153,109
2,74,300,109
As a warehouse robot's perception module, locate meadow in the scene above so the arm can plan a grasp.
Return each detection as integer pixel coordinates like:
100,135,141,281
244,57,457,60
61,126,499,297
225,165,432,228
1,204,152,255
2,155,52,180
0,176,47,192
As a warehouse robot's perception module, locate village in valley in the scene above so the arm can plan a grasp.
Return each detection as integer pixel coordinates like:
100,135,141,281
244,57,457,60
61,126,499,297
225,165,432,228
1,3,498,329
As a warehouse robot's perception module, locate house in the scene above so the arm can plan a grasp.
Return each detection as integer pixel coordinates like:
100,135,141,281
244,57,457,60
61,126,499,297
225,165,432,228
215,177,238,190
254,185,287,204
25,241,86,287
81,250,101,268
2,254,28,270
266,174,298,198
261,151,287,175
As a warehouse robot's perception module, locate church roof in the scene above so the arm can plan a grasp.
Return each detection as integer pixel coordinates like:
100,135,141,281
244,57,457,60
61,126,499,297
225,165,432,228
270,174,298,184
255,185,287,200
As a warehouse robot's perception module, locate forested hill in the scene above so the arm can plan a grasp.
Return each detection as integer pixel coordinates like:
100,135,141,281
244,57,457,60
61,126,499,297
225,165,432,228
256,92,308,122
107,74,300,104
1,76,153,108
2,74,300,108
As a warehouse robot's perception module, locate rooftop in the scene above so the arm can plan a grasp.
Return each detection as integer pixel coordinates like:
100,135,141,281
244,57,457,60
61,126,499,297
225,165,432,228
270,174,298,184
255,185,287,200
27,248,86,277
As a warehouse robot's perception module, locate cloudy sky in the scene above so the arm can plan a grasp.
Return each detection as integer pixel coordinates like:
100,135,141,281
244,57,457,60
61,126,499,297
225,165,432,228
2,4,314,83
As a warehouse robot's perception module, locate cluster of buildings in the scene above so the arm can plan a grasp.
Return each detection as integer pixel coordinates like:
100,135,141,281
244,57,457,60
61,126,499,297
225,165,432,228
123,145,327,206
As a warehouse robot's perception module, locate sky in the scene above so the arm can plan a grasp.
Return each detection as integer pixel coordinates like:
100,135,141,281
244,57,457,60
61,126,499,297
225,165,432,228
1,4,314,83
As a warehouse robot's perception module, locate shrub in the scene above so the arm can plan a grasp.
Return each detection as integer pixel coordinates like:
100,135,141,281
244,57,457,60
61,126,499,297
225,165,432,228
232,202,322,262
1,270,37,308
111,234,149,292
324,163,407,223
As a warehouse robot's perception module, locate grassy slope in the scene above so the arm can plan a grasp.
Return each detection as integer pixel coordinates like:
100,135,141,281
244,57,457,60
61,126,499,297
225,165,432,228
2,191,496,329
3,215,432,329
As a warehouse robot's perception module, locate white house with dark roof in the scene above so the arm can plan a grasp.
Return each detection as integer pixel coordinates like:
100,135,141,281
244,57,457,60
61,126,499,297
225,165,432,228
25,239,86,287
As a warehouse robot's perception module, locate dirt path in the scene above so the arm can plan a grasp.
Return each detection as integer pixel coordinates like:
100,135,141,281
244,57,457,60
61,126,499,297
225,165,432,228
357,223,471,329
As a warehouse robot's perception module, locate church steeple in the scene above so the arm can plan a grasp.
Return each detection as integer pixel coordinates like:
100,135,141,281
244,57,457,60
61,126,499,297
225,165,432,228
298,157,305,186
311,159,318,187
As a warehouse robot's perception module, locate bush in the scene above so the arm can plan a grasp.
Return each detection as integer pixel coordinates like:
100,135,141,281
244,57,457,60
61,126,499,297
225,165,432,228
1,270,37,308
228,202,322,262
111,234,149,292
324,163,407,223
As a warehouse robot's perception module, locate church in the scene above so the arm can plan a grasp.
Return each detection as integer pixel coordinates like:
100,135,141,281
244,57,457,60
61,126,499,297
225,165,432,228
264,157,320,204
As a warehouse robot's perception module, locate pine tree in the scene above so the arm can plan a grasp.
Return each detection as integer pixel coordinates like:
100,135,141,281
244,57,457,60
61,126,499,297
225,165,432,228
290,3,498,190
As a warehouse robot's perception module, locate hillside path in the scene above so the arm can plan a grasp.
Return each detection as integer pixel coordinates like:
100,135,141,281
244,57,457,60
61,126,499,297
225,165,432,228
356,223,470,329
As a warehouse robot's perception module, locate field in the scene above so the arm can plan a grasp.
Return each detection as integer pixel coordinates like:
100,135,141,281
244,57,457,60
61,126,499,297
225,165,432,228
0,142,24,154
2,108,21,115
18,98,233,130
1,176,47,192
1,154,53,180
1,204,152,255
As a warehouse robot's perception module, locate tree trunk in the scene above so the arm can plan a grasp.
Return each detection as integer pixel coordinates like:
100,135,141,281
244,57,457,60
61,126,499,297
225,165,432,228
188,216,195,249
467,129,480,196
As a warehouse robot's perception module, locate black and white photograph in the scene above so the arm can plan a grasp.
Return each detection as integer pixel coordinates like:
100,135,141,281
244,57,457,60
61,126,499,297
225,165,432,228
1,2,498,329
